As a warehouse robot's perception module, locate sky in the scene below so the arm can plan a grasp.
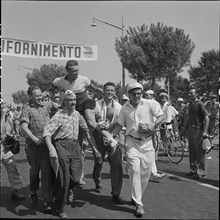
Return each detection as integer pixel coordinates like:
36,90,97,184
1,1,219,104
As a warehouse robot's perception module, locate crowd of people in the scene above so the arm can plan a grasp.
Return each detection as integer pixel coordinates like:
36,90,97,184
1,60,219,218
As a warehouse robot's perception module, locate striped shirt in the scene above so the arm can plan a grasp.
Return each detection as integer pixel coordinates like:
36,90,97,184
43,109,88,140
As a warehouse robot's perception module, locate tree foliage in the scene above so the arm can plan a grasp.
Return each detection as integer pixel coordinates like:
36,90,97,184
12,90,29,105
189,49,219,97
115,22,195,89
26,64,65,94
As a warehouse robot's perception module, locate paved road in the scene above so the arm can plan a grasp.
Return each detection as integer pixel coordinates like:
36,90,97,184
0,137,219,219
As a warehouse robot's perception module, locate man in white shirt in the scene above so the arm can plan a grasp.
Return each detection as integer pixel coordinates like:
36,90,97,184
112,82,164,217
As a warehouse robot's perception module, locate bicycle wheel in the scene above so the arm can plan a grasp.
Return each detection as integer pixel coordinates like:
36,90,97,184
166,135,184,164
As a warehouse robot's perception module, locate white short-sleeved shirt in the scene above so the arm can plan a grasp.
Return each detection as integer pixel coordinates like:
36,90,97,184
161,102,178,123
117,98,164,139
53,75,90,94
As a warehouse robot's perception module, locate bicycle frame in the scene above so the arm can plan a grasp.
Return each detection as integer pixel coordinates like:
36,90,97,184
155,123,185,164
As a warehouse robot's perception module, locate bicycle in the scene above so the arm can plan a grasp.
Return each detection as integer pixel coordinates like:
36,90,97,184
155,123,185,164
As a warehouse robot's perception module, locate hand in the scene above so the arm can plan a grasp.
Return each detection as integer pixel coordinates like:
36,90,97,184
94,150,102,159
202,132,209,139
138,123,148,133
93,150,103,164
147,123,156,131
49,148,58,158
35,137,44,145
97,121,107,130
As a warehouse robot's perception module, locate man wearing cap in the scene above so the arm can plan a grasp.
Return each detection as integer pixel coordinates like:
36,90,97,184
144,90,165,182
111,82,164,217
43,90,99,218
144,90,154,99
1,101,25,200
121,94,129,105
20,85,58,212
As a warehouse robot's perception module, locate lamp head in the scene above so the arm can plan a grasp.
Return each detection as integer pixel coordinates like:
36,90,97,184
91,18,97,27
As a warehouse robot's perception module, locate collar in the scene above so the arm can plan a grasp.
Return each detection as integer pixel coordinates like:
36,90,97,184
127,98,144,108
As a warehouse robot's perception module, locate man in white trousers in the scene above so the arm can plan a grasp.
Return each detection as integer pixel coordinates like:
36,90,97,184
112,83,164,217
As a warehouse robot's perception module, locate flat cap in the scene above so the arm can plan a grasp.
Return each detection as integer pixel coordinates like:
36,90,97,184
177,98,183,102
63,90,76,100
127,82,143,93
145,90,154,95
122,94,129,100
159,92,169,98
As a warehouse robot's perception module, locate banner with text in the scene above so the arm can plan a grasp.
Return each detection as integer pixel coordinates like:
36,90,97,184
1,38,98,61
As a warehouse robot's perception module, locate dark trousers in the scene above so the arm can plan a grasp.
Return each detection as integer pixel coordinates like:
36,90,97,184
92,130,123,196
53,139,82,212
25,142,53,202
185,126,207,175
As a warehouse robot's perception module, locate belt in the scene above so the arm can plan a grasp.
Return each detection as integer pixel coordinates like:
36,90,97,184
128,135,142,141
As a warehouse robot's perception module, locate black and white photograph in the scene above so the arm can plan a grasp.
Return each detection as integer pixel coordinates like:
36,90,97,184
1,1,219,219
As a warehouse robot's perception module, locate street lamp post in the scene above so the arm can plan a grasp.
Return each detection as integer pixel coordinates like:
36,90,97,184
91,17,125,93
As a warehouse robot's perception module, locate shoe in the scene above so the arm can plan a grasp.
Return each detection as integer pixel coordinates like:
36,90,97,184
59,211,69,219
30,192,38,202
151,173,165,182
79,179,85,185
67,189,75,203
78,179,86,188
112,195,124,205
95,186,102,193
130,198,136,206
186,171,197,177
42,202,52,213
193,174,206,180
136,205,145,217
11,190,25,200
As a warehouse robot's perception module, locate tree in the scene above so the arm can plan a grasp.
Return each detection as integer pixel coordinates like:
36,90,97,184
12,90,29,105
26,64,65,93
115,22,195,90
189,49,219,97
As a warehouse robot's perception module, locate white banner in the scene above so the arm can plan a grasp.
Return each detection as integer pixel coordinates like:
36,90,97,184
1,38,98,61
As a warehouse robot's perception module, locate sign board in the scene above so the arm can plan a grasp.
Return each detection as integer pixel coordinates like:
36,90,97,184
1,37,98,61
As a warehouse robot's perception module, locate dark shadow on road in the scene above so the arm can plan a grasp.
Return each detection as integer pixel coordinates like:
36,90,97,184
0,185,58,218
72,188,135,216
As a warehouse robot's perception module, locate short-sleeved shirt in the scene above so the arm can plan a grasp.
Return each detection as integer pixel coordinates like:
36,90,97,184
117,98,164,139
209,101,219,119
53,75,95,115
53,74,90,93
20,102,58,144
43,109,88,140
188,100,208,130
